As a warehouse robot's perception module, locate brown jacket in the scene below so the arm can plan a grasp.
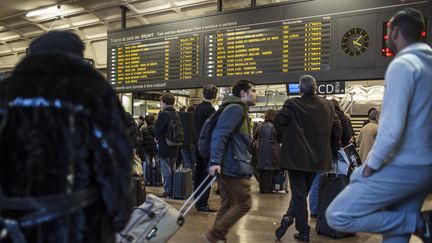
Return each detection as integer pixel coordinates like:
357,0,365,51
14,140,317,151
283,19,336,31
357,121,378,162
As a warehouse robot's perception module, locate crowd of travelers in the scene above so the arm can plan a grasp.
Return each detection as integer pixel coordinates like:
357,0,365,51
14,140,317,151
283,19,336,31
0,7,431,243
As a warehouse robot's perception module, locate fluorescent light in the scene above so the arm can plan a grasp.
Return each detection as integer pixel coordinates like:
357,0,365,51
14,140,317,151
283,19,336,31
26,5,61,18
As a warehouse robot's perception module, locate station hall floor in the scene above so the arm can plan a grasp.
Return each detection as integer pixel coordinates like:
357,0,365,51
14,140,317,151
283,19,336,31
146,179,431,243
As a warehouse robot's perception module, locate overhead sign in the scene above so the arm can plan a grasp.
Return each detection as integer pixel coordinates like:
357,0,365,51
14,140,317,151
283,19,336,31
287,81,345,95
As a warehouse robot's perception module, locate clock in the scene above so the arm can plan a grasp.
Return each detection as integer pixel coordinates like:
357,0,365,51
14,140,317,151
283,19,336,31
341,28,370,56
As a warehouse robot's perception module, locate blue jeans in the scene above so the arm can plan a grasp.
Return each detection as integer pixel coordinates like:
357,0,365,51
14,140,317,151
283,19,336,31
326,164,432,243
308,173,320,215
159,156,177,194
181,147,196,169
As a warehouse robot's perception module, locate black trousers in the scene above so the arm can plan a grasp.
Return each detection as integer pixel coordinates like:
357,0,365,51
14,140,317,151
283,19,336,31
194,148,211,208
286,170,316,235
258,169,274,193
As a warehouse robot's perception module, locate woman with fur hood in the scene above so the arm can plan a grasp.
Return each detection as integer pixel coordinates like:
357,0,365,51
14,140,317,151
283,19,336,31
0,31,132,243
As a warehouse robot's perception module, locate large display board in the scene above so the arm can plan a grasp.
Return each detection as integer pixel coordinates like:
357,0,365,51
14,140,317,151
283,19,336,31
108,0,431,91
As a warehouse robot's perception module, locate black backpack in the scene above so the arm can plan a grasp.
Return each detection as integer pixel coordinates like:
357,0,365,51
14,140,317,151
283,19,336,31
165,111,184,146
198,104,245,158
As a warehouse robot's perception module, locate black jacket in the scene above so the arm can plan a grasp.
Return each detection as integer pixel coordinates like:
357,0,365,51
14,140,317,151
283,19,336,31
194,101,215,142
154,106,180,158
179,111,195,149
141,124,157,155
274,94,341,172
253,122,280,170
335,108,354,147
0,53,132,243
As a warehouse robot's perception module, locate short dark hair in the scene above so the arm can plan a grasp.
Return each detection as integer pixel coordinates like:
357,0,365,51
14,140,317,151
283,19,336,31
232,79,255,97
203,84,218,99
369,110,379,121
138,115,144,122
264,109,276,122
367,107,377,116
144,114,155,124
391,8,425,42
299,75,317,94
160,93,175,106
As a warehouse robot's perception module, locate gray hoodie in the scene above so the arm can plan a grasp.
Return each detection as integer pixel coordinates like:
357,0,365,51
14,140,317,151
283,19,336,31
367,43,432,170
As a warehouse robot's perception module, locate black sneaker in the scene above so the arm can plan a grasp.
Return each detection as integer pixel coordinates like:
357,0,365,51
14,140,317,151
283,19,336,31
275,214,294,240
294,232,310,242
419,210,432,243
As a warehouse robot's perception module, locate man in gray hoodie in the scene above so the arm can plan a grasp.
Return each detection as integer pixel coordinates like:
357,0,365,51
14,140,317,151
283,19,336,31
326,8,432,243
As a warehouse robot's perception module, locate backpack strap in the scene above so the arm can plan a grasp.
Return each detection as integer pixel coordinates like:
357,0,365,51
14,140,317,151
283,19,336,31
0,187,98,243
0,97,107,243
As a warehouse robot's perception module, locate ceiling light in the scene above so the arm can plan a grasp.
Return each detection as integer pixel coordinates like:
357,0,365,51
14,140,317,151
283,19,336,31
26,5,62,18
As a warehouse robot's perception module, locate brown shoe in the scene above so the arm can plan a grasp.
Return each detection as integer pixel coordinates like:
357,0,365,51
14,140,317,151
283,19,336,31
202,234,225,243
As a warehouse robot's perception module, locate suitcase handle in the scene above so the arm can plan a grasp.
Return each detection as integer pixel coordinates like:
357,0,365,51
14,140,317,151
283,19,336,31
178,174,217,217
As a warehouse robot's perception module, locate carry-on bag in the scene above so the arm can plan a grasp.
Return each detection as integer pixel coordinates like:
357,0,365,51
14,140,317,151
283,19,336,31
316,174,355,238
117,174,217,243
272,169,289,193
172,168,193,199
131,175,146,206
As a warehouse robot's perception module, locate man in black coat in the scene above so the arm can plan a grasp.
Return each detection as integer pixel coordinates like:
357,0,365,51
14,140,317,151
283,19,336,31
0,31,132,243
273,75,341,242
194,84,218,212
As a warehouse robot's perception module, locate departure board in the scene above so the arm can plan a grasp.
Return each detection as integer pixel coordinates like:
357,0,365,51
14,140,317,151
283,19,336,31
204,18,330,77
110,34,199,84
107,0,431,91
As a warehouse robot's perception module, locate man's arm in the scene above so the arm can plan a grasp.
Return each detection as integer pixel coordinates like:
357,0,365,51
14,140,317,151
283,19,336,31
273,100,292,142
366,56,417,170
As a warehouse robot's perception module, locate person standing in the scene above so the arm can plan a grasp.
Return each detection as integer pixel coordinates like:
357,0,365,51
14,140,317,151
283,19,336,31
155,93,181,198
204,79,257,243
194,84,218,212
179,105,196,169
273,75,341,242
326,8,432,242
253,109,280,193
357,109,379,163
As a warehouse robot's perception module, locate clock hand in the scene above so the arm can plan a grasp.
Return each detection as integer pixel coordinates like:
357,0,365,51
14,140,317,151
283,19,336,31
355,44,362,53
355,35,363,43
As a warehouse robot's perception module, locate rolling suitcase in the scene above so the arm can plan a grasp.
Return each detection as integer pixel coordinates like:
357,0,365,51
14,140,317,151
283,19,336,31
172,168,193,199
272,169,289,193
117,175,217,243
316,174,355,238
131,175,146,206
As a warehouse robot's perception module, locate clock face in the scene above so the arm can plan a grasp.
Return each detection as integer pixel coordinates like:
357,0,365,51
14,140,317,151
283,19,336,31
341,28,370,56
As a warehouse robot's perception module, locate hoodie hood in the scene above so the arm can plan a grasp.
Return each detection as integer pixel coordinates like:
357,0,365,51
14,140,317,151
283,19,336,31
222,95,248,110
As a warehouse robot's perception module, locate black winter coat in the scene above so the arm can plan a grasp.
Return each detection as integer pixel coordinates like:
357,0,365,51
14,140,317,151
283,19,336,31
274,94,342,172
179,111,195,149
0,53,133,243
194,101,215,143
335,108,354,147
141,124,157,155
253,122,280,170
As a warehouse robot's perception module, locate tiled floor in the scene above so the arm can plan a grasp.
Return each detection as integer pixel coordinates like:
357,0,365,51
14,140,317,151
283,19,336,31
146,179,431,243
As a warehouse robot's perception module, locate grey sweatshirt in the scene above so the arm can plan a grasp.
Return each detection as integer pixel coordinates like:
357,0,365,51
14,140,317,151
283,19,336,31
367,43,432,170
